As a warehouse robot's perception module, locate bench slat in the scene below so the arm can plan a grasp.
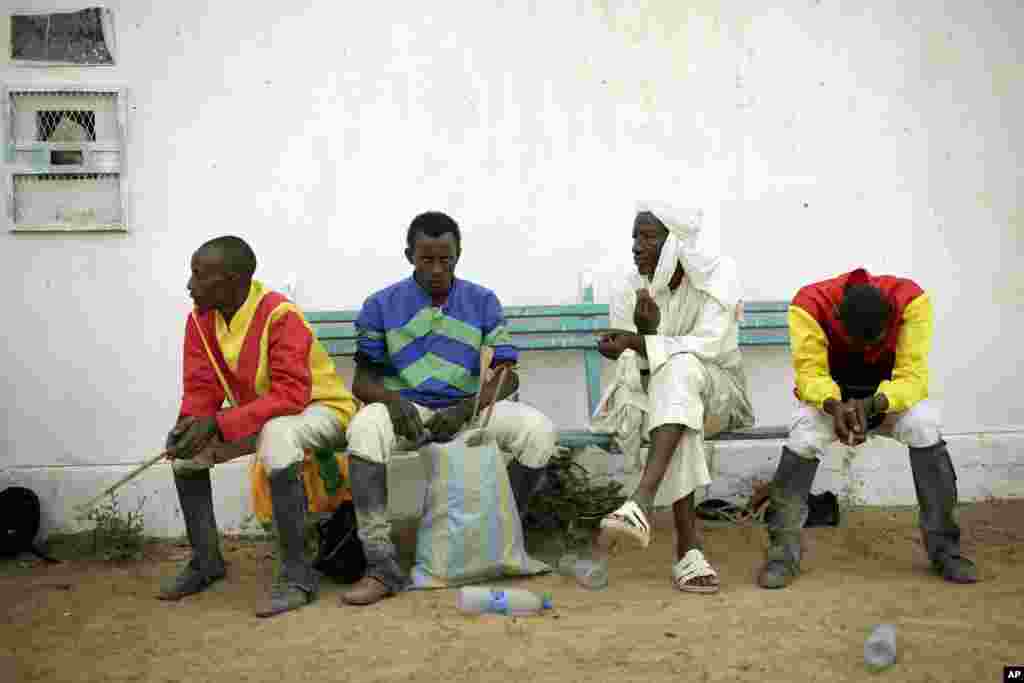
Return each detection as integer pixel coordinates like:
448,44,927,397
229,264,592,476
555,425,788,449
320,330,788,357
310,311,786,343
305,302,789,325
309,298,792,450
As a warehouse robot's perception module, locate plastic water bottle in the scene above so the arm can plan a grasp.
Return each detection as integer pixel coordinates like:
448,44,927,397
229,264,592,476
557,553,609,590
455,587,553,616
864,624,897,671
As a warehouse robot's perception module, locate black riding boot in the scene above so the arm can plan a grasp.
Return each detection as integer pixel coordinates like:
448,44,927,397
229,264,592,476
909,441,977,583
758,447,819,589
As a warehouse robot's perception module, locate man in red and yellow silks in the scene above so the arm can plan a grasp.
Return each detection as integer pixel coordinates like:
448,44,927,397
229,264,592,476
757,267,978,589
163,236,358,617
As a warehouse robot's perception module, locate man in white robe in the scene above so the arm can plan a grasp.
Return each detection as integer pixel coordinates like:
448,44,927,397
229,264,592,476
592,201,754,593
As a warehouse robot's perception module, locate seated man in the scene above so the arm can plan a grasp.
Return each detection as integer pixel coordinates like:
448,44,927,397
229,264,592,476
757,268,978,588
163,236,358,617
342,211,558,606
593,201,754,593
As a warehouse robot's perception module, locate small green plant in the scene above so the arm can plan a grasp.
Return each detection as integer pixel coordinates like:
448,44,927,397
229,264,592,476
84,493,148,561
527,448,628,552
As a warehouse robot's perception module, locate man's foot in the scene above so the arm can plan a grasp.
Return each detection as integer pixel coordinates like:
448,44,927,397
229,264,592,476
255,580,317,618
672,549,720,593
157,562,225,601
599,500,651,551
936,554,978,584
339,576,393,606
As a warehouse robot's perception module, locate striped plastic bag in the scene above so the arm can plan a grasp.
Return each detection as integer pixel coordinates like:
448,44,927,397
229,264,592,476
410,434,550,588
410,363,550,588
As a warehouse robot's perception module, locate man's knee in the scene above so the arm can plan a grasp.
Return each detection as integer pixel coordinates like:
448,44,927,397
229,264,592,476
345,403,391,464
786,407,832,459
892,402,942,448
662,353,705,385
259,416,305,473
648,354,705,412
515,409,558,468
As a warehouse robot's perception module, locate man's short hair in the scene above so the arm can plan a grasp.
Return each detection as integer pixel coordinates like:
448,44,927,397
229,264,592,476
838,284,891,341
199,235,257,278
407,212,461,250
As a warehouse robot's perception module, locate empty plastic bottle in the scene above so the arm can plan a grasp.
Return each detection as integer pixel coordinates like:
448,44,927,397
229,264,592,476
557,553,609,590
864,624,897,671
455,587,553,616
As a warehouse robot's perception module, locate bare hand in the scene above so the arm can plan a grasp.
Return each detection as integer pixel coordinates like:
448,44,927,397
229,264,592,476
633,288,660,334
597,332,635,360
826,399,867,446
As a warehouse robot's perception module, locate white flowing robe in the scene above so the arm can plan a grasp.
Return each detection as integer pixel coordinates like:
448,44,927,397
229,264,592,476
590,202,754,506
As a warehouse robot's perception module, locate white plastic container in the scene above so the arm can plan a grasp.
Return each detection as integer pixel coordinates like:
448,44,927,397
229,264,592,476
455,587,553,616
864,624,897,671
557,553,609,590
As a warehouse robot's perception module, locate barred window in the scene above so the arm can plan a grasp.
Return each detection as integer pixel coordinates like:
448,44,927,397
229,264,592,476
5,88,127,233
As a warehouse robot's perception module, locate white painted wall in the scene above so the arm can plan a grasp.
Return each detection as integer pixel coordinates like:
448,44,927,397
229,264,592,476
2,1,1021,537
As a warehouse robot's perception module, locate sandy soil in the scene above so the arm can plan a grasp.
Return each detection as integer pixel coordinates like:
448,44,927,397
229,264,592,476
1,500,1021,683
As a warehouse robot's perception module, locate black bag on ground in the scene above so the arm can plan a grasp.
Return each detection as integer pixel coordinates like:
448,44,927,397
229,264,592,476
806,491,840,527
0,486,59,563
312,500,366,583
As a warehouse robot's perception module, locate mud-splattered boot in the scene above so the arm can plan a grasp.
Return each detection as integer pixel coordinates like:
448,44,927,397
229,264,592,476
158,470,226,600
758,447,819,589
909,441,977,584
256,466,319,617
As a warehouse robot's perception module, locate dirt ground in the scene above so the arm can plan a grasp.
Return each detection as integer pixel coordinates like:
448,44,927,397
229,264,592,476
2,500,1022,683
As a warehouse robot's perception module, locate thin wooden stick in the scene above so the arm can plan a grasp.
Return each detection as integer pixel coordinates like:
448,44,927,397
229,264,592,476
470,345,496,426
74,450,168,517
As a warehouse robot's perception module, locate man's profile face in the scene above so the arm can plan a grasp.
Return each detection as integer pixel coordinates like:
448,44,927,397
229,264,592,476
188,248,235,314
632,215,668,278
409,231,458,298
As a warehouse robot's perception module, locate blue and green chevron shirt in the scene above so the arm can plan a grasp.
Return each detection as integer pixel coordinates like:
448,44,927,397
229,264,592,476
354,277,517,409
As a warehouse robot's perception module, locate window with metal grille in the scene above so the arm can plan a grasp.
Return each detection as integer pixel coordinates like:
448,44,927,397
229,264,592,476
38,110,97,142
4,87,127,232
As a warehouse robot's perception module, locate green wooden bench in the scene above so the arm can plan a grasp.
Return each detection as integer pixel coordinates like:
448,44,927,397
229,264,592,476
307,292,792,450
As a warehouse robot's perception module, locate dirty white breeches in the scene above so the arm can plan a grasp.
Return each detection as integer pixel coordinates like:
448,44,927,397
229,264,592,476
645,353,747,507
346,400,558,469
172,403,346,475
787,400,943,459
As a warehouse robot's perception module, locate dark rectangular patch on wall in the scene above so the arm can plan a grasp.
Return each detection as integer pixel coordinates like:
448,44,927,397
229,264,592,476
10,8,114,64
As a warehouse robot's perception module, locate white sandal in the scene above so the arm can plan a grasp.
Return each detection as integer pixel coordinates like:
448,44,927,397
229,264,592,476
599,500,651,550
672,549,720,594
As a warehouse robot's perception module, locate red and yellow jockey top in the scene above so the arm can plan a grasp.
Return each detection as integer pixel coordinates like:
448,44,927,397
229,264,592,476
178,280,358,441
789,267,932,413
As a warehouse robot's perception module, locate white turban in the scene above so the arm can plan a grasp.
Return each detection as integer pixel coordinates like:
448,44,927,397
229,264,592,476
634,200,742,312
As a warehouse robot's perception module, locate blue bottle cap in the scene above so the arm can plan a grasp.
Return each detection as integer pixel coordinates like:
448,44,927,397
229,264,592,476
490,589,509,615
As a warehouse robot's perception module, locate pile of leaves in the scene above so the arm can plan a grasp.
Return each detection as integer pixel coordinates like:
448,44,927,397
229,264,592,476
524,448,627,550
